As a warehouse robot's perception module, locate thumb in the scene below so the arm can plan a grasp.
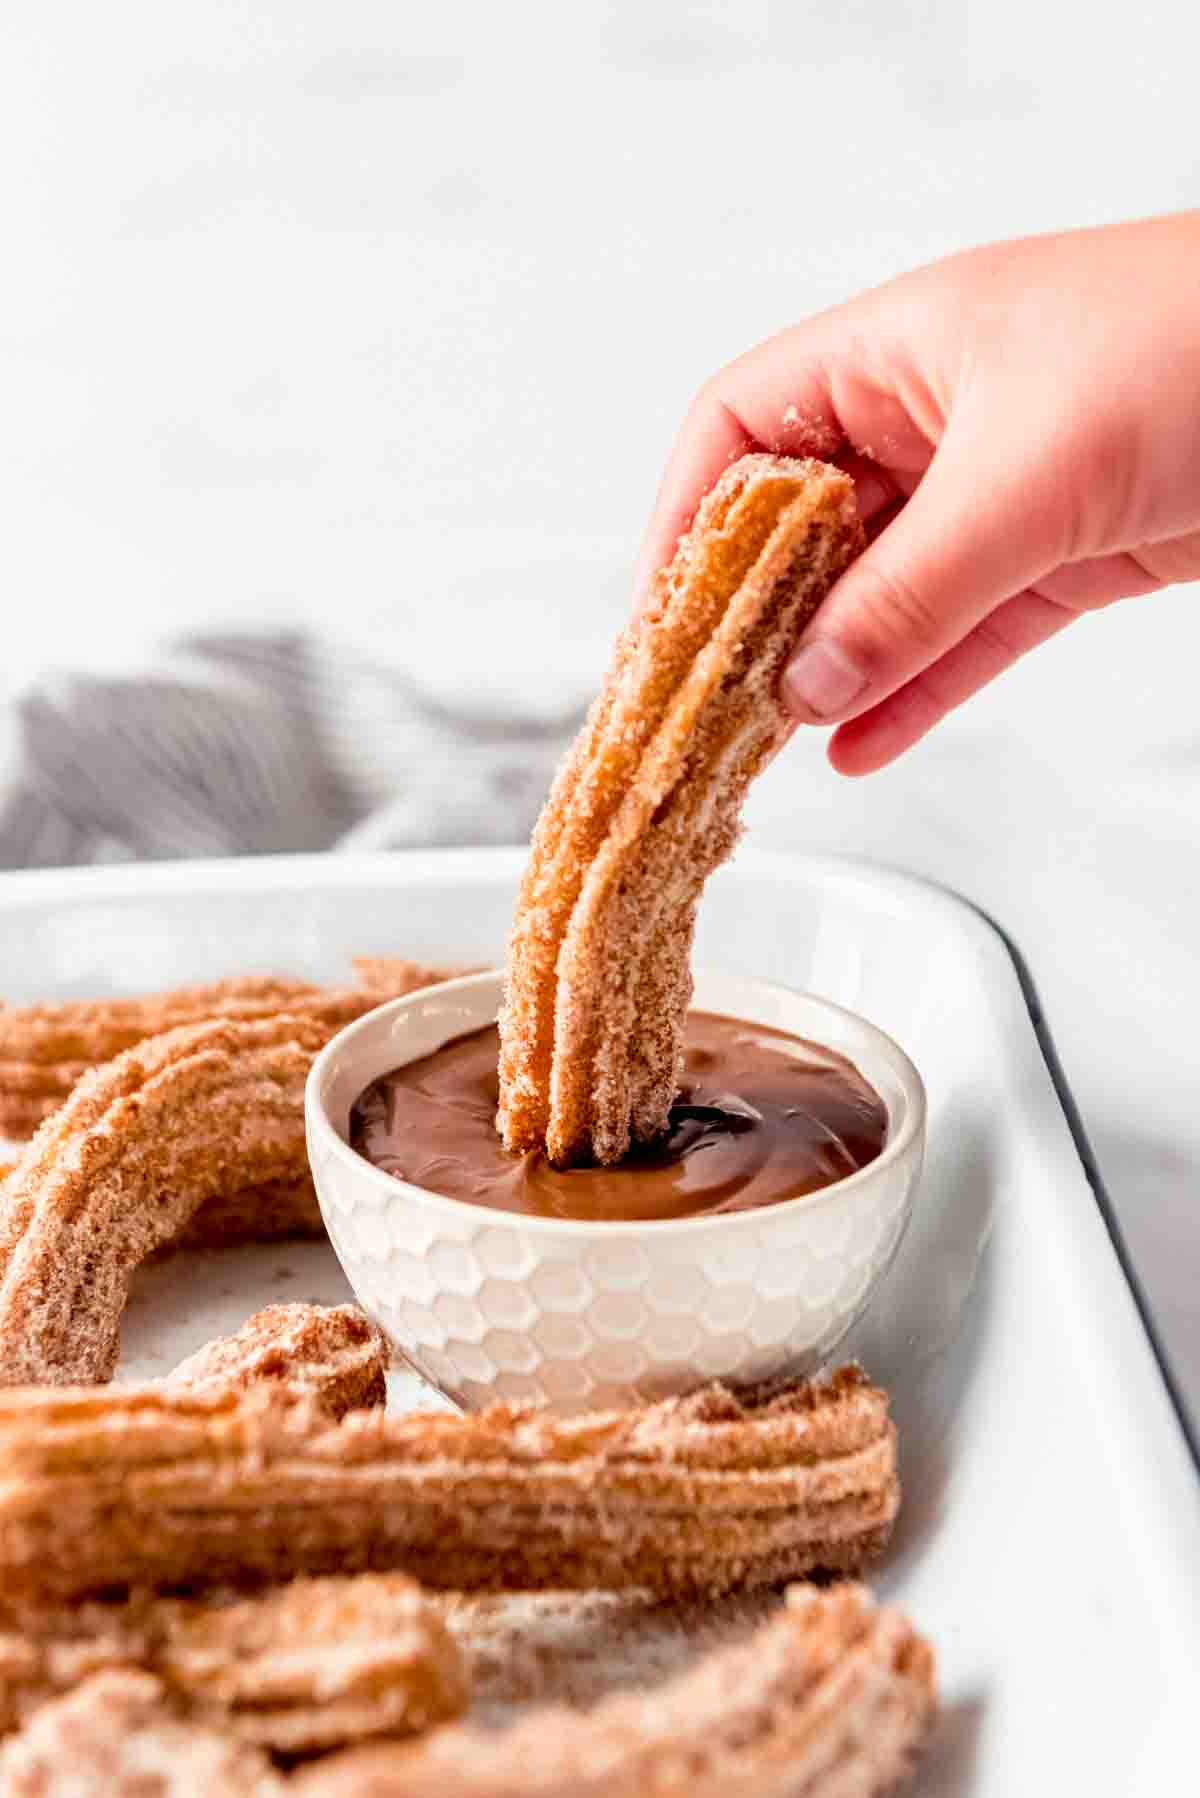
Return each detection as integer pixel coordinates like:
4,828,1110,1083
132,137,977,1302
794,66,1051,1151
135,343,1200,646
780,433,1065,724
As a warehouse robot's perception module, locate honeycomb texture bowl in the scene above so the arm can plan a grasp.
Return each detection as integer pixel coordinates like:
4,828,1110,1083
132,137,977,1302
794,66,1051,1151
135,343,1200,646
307,970,925,1412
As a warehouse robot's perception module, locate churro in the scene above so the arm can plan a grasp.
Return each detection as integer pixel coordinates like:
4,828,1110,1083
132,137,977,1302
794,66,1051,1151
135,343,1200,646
167,1173,324,1252
0,1367,897,1603
164,1303,388,1419
0,1574,465,1753
498,453,863,1166
0,962,470,1139
351,957,479,996
0,1015,328,1385
295,1584,935,1797
0,1670,284,1796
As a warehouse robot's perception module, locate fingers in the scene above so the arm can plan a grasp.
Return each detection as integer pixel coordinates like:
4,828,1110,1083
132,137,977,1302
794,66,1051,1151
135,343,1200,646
634,298,943,608
1129,525,1200,587
633,397,904,613
632,215,1200,769
633,392,755,606
633,349,846,604
834,451,909,529
1034,542,1186,604
633,315,894,604
827,589,1074,774
779,429,1069,726
813,529,1180,771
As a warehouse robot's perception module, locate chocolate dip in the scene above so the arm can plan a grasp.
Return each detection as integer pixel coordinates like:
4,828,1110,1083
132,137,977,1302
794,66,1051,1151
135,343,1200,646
350,1014,887,1224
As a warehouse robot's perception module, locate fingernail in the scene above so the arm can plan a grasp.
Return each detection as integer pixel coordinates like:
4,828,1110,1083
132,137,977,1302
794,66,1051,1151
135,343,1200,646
781,640,870,720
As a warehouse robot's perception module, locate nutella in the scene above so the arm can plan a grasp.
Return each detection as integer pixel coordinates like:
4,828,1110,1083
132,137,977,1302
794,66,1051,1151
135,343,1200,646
351,1014,887,1224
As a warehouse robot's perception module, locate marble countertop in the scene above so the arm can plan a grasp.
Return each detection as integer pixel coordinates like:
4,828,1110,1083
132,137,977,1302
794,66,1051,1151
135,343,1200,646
1,5,1197,1423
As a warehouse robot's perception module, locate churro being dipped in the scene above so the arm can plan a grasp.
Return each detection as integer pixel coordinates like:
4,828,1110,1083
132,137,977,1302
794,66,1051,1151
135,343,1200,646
498,453,863,1168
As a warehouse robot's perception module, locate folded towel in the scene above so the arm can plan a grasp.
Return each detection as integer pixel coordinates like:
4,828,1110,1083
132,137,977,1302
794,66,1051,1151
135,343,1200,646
0,633,581,868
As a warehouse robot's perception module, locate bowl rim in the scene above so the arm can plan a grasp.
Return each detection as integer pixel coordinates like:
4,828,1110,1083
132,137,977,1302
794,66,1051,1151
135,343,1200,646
305,968,927,1239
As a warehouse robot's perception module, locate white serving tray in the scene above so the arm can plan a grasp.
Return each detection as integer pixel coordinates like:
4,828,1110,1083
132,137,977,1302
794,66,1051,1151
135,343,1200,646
0,849,1196,1793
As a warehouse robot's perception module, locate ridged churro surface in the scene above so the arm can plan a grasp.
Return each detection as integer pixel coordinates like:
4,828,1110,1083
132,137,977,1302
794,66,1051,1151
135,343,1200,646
0,1016,328,1385
498,453,863,1166
0,960,470,1139
296,1584,935,1798
0,1367,897,1603
0,1574,465,1755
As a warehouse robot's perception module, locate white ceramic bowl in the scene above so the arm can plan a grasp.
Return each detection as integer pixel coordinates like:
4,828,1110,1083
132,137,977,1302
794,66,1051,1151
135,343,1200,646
306,969,925,1413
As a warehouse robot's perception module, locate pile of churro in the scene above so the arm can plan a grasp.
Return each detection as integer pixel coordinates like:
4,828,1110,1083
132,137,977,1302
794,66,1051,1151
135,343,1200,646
0,1334,932,1793
0,455,940,1794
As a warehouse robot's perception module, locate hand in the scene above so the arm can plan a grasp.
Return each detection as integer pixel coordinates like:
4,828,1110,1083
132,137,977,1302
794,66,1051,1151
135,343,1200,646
636,213,1200,773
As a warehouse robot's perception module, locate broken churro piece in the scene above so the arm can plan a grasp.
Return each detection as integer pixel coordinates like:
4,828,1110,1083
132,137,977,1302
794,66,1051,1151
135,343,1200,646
164,1303,388,1419
0,1367,897,1603
498,453,864,1166
0,1670,284,1796
295,1584,936,1798
0,1016,329,1386
0,962,472,1139
0,1574,465,1753
351,957,479,996
152,1575,463,1752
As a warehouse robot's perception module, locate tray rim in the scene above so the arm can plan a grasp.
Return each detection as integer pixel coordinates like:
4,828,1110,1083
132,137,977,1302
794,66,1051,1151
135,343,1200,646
966,898,1200,1480
0,844,1195,1488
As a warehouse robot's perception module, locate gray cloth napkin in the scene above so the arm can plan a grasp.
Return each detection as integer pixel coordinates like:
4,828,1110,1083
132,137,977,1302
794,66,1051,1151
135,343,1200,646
0,633,581,868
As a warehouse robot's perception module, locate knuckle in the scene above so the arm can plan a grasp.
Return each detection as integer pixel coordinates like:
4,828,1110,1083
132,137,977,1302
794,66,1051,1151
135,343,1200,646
970,609,1028,663
686,375,748,451
1127,538,1200,589
847,562,945,661
871,674,946,750
692,370,737,422
692,371,723,412
895,672,949,732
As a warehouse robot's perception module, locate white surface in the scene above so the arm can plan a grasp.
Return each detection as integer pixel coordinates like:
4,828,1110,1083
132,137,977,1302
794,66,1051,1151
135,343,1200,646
2,7,1199,1423
0,847,1196,1794
307,968,924,1410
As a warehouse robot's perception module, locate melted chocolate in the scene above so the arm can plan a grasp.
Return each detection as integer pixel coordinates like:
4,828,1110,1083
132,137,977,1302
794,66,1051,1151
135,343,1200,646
350,1014,887,1224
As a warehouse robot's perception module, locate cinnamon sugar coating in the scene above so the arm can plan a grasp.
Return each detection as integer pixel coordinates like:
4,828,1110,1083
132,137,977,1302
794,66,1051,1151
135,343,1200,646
498,453,863,1166
0,1015,329,1385
165,1174,325,1252
0,962,471,1139
296,1584,935,1798
0,1574,465,1755
165,1302,388,1419
0,1670,285,1795
0,1367,897,1604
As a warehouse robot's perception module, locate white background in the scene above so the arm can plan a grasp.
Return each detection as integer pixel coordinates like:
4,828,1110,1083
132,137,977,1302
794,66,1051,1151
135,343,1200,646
1,4,1198,1415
